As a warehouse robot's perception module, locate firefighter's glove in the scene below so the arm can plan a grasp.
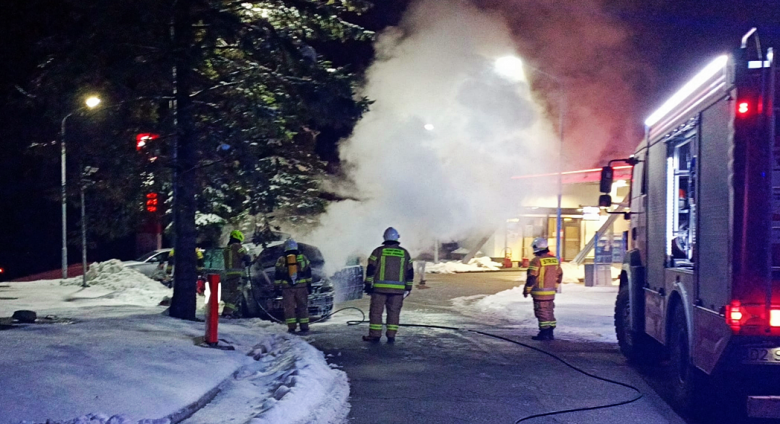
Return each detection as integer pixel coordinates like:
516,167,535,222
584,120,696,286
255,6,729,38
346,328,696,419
523,292,528,298
403,290,410,299
364,283,373,294
523,287,531,298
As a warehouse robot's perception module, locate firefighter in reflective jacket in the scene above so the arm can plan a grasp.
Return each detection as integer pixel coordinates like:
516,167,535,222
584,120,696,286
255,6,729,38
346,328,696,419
274,239,312,333
223,230,252,318
165,248,205,286
363,227,414,343
523,237,563,341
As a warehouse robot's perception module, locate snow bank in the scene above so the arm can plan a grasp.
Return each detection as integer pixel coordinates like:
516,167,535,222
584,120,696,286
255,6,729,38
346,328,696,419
426,256,502,274
59,259,171,306
559,262,621,284
246,331,350,424
452,283,619,342
179,324,350,424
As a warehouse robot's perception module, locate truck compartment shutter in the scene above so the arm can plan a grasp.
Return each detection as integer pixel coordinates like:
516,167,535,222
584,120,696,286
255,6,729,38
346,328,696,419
698,96,733,310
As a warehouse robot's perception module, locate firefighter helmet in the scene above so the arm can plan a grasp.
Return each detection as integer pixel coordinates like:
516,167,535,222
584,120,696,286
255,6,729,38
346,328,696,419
383,227,400,242
230,230,245,242
532,237,549,254
284,238,298,252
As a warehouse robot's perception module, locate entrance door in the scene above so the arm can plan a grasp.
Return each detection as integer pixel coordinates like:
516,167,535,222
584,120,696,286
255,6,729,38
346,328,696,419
563,219,581,261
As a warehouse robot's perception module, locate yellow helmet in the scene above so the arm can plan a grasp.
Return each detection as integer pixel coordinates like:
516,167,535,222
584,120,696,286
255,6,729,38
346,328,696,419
230,230,245,242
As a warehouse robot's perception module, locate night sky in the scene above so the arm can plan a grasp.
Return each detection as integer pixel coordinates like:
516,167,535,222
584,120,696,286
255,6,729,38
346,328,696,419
0,0,778,280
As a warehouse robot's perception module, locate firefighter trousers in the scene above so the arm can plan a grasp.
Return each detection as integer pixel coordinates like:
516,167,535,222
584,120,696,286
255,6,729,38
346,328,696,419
533,299,556,330
368,293,404,338
222,276,244,317
282,286,309,331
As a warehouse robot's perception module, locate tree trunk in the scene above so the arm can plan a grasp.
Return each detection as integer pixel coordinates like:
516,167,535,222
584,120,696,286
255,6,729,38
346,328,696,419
169,0,197,320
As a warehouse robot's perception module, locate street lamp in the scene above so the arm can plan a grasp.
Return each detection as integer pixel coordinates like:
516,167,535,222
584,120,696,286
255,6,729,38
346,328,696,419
61,95,101,280
495,56,566,263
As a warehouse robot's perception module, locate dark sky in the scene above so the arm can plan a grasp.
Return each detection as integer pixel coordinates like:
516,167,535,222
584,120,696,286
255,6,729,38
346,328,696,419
0,0,778,279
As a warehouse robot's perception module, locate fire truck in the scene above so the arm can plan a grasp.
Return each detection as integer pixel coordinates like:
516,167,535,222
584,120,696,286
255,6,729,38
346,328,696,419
599,29,780,418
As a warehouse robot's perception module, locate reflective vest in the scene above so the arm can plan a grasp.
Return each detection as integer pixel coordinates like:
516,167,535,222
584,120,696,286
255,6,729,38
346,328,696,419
223,243,249,277
525,253,562,301
274,253,312,288
366,244,413,294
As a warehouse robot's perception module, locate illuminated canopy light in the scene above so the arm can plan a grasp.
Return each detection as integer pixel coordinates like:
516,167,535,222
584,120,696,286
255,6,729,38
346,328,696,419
85,96,101,109
644,55,728,127
494,56,526,81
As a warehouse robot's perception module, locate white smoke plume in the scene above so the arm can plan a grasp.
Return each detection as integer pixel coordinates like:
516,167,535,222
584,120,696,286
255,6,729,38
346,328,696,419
303,0,564,270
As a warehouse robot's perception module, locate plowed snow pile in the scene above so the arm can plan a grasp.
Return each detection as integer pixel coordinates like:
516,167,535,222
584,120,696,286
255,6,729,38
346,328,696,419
426,256,502,274
59,259,171,305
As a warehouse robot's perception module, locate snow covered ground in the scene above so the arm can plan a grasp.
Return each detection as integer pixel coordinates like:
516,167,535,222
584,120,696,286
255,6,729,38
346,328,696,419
424,256,503,274
0,261,348,424
453,275,619,343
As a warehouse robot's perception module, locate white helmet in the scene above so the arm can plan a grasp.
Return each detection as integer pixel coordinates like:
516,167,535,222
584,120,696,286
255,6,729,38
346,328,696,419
532,237,549,254
383,227,400,242
284,238,298,252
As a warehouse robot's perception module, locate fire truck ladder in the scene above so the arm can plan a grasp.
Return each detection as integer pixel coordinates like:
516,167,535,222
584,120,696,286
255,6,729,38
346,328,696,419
571,197,629,265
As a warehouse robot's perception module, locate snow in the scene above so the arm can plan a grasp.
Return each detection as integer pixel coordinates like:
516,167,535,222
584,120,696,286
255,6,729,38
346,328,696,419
0,261,349,424
425,256,503,274
195,212,226,227
453,281,619,343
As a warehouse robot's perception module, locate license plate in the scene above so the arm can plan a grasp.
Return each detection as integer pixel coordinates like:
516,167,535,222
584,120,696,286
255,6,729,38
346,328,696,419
744,347,780,364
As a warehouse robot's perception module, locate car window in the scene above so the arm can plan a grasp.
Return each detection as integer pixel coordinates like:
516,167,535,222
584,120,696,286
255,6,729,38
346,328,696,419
135,251,158,262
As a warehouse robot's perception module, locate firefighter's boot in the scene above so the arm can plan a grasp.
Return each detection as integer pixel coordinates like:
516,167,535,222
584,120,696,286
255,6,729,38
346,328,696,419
532,329,553,341
362,335,380,343
299,323,310,333
547,328,555,341
287,324,297,333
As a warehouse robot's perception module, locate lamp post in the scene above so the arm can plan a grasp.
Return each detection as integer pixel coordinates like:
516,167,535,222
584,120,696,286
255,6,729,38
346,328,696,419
61,95,101,280
495,56,566,262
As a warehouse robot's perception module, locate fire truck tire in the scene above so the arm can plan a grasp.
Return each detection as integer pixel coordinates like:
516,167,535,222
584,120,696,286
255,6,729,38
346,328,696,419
668,305,707,414
614,285,661,365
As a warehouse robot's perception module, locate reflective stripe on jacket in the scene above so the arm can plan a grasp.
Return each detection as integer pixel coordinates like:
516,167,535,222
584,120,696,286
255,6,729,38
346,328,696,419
274,253,312,288
524,252,562,301
366,243,413,294
223,243,250,277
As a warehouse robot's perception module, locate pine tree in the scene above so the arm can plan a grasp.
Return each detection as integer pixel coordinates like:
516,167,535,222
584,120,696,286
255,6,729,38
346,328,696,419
23,0,373,319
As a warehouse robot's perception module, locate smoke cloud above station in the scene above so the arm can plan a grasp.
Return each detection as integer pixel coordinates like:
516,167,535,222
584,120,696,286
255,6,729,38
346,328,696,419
303,0,647,269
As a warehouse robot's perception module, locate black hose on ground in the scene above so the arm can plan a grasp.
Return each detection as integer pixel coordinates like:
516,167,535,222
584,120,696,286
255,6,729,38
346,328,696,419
250,299,643,422
340,314,644,423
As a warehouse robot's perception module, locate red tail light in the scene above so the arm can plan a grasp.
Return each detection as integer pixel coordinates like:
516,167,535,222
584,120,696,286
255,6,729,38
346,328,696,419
726,300,744,331
738,102,750,115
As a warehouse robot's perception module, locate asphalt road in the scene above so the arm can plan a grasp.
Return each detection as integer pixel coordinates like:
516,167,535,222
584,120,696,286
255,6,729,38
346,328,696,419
306,271,689,424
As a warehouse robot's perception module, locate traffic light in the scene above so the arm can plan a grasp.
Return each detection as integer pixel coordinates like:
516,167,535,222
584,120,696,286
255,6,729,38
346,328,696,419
136,133,159,151
145,192,158,212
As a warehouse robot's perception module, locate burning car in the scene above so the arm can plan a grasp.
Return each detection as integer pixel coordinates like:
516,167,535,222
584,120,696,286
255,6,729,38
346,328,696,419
200,242,363,320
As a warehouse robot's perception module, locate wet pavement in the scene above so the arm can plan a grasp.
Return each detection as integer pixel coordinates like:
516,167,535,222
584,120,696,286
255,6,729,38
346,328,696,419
306,272,688,423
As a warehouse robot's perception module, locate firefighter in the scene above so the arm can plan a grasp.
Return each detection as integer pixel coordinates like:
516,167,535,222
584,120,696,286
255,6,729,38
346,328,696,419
165,248,205,285
523,237,563,341
363,227,414,343
274,238,312,333
222,230,251,318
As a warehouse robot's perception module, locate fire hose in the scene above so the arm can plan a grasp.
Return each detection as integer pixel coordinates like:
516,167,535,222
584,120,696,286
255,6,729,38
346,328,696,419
240,269,642,422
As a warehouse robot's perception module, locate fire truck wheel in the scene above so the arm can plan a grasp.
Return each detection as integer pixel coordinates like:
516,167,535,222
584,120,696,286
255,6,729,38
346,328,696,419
615,284,661,365
668,305,706,413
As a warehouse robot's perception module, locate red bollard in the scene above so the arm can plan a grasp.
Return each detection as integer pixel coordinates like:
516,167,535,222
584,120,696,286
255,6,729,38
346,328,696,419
205,273,220,345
